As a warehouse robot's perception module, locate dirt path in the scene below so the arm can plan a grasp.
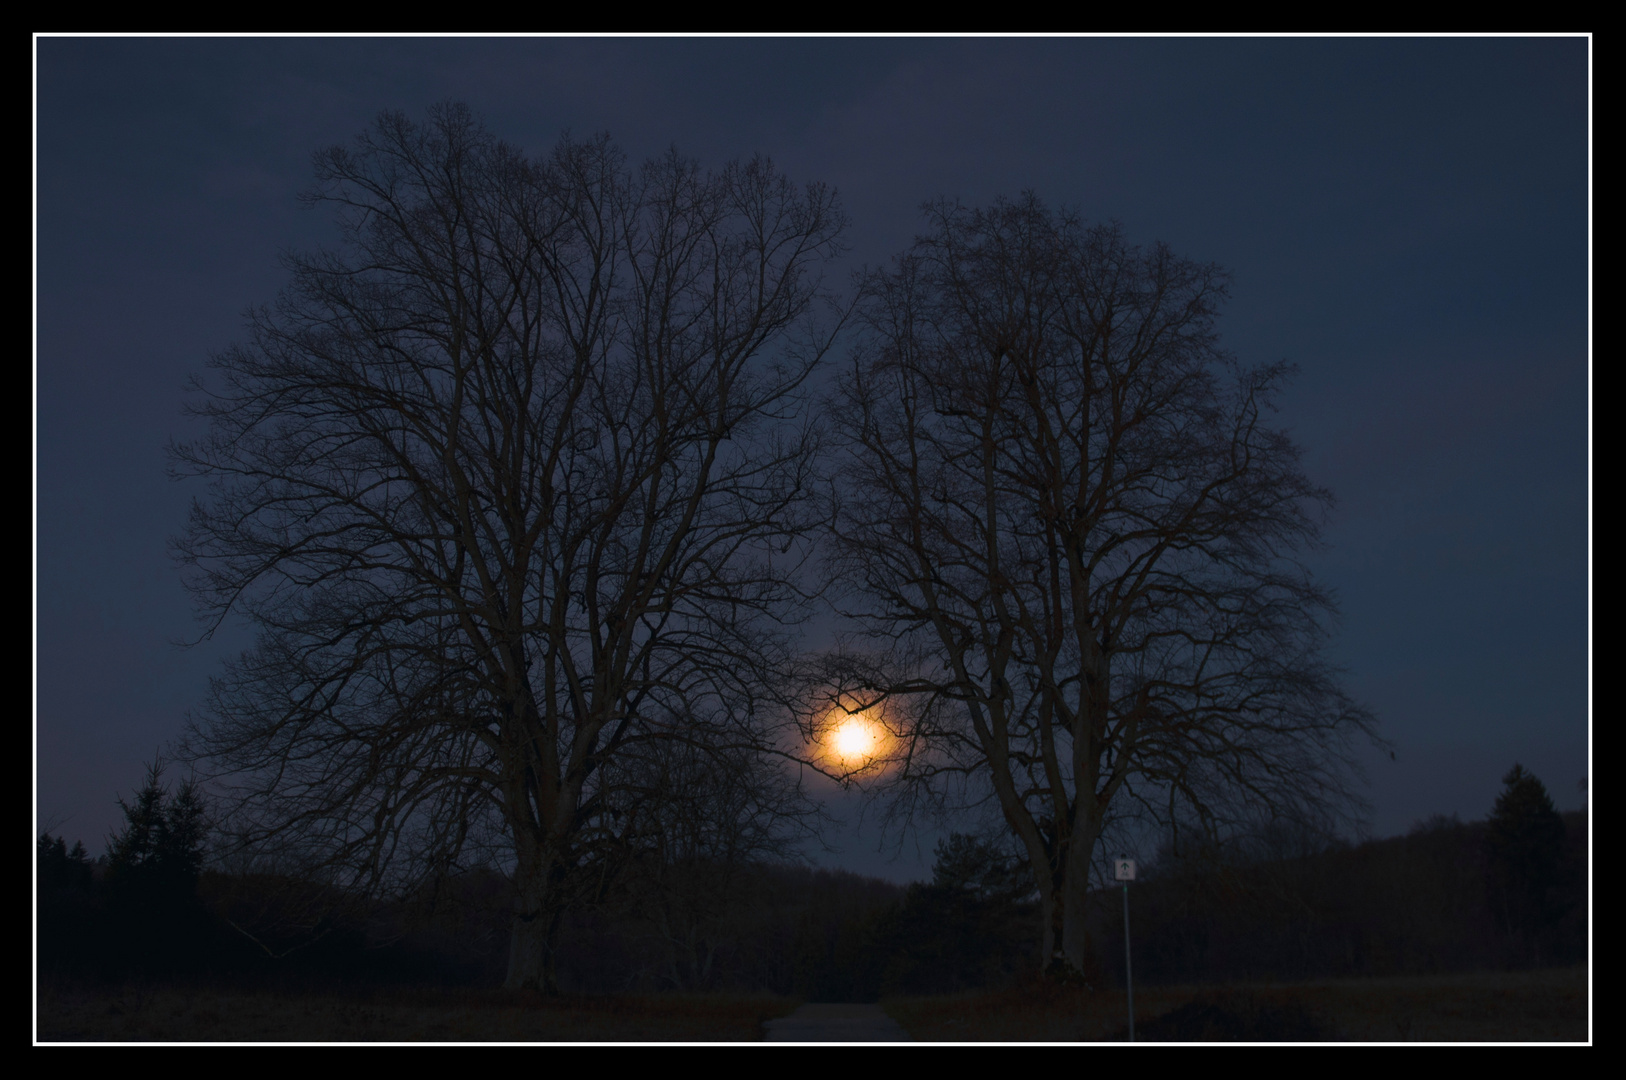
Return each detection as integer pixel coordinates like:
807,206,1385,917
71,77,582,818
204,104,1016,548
762,1003,912,1042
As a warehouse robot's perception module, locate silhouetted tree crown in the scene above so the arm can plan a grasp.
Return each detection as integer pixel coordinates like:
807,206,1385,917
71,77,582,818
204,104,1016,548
106,759,210,897
170,103,847,991
1486,765,1563,852
37,833,93,892
931,833,1035,904
826,193,1380,977
1483,764,1566,946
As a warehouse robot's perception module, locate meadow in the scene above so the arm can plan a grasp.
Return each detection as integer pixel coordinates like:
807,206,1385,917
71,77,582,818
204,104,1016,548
883,964,1589,1042
35,980,799,1042
37,965,1586,1042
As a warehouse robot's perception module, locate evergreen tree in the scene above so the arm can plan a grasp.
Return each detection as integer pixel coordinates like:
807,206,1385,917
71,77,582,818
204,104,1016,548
106,759,168,882
106,758,209,898
852,834,1039,997
1484,764,1566,963
37,832,93,892
95,759,216,976
37,831,97,975
931,833,1035,903
158,776,208,887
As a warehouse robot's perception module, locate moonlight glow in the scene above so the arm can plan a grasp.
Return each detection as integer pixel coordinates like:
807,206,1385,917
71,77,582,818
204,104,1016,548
833,716,876,762
821,705,894,773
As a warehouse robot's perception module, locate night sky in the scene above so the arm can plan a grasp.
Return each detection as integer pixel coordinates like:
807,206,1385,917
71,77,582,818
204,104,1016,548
35,36,1589,883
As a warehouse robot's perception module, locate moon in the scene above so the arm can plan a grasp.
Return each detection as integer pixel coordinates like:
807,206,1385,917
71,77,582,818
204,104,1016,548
832,715,876,763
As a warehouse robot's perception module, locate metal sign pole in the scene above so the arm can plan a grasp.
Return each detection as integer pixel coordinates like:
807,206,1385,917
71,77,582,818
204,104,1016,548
1123,882,1135,1043
1114,855,1136,1042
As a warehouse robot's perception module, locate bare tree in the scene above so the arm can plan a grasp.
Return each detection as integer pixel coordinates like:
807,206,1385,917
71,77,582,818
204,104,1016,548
171,104,847,991
825,195,1381,978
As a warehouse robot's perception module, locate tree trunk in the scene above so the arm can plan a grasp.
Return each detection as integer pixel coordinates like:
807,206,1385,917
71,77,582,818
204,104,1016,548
1039,882,1062,972
504,855,562,992
1037,817,1100,980
1060,830,1093,975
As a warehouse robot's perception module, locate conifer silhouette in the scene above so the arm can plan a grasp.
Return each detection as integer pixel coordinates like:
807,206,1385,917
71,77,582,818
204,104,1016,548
1484,764,1566,963
106,757,208,898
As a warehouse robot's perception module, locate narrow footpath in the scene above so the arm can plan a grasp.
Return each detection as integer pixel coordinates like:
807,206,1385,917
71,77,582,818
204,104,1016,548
762,1003,912,1042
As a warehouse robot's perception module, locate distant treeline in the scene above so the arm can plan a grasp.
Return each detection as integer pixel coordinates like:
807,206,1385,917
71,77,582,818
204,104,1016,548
38,769,1586,998
36,822,1030,997
1089,808,1587,989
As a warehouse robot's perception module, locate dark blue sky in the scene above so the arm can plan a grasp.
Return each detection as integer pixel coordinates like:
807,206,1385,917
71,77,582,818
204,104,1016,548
35,36,1589,882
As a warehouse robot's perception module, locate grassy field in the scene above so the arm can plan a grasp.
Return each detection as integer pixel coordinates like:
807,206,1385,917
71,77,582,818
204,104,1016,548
35,979,802,1042
37,965,1587,1042
881,964,1590,1042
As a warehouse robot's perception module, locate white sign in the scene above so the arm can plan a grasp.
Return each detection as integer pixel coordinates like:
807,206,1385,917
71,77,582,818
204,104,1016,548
1114,857,1136,881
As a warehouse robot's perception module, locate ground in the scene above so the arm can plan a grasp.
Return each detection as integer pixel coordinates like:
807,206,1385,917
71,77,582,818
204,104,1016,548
35,981,798,1042
881,964,1589,1042
36,965,1588,1042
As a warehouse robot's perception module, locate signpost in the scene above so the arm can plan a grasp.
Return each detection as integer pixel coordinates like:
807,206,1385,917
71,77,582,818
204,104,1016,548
1115,856,1136,1042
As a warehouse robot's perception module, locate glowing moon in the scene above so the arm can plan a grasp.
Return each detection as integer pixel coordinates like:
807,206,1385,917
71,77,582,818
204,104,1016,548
832,716,876,763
